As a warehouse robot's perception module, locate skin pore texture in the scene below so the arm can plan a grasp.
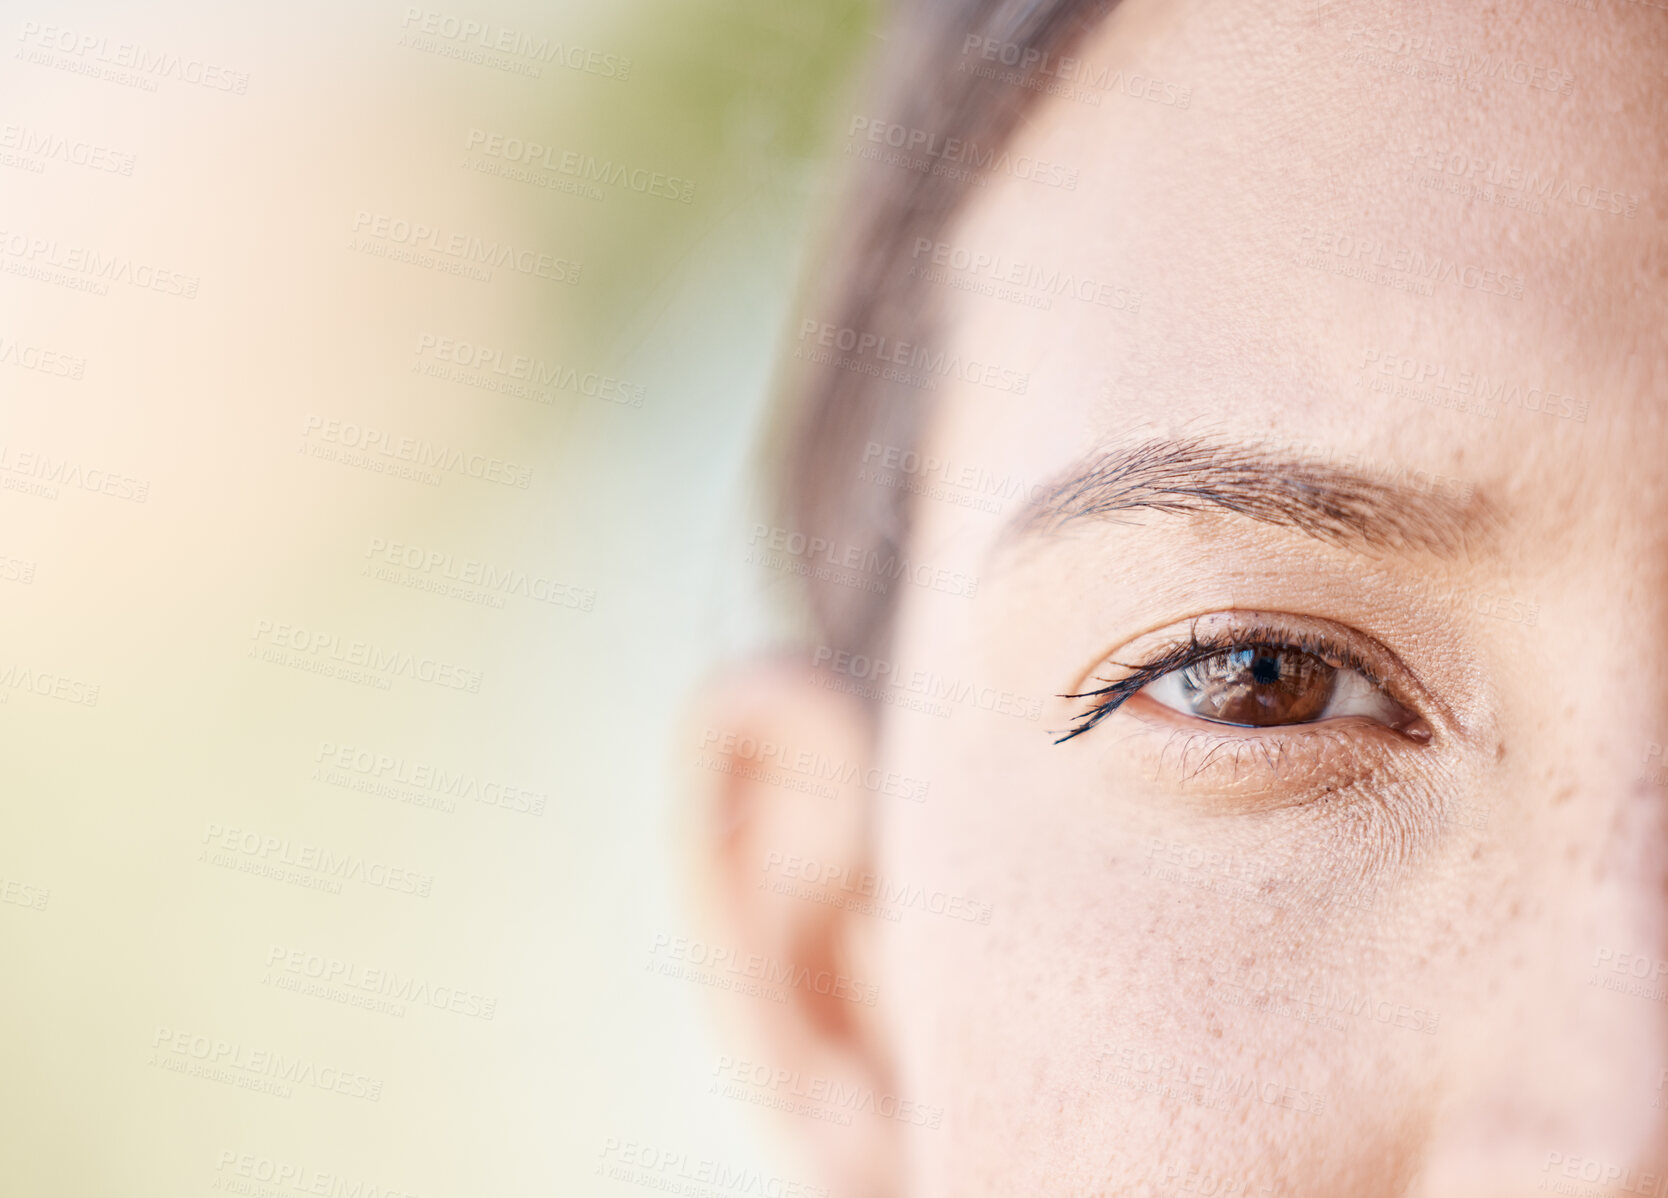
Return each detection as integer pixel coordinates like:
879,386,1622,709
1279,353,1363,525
686,1,1668,1195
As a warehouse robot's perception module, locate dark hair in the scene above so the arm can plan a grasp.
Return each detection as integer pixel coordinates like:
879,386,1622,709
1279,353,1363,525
775,0,1116,665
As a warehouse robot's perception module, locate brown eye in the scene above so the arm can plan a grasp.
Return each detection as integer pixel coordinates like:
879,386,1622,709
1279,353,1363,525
1059,621,1433,746
1165,646,1337,726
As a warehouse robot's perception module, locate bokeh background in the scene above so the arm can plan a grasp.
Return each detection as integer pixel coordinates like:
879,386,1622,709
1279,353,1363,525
0,0,874,1192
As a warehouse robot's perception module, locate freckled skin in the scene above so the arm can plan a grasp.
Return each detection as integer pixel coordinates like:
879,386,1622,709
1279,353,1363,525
695,1,1668,1195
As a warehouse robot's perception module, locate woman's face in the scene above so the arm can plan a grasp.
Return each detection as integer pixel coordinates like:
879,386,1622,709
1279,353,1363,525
696,2,1668,1194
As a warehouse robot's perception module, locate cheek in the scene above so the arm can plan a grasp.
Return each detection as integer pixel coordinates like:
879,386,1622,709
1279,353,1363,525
873,701,1445,1193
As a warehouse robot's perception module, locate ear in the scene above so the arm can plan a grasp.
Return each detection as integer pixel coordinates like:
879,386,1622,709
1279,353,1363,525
678,654,903,1198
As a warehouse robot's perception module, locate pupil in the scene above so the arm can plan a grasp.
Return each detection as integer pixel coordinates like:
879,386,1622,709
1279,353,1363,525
1250,652,1280,685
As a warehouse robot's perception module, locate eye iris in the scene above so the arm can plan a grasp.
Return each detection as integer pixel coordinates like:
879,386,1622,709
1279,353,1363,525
1177,646,1337,726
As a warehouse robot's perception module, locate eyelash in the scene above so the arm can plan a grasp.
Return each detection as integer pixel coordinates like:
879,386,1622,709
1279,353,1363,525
1053,624,1394,746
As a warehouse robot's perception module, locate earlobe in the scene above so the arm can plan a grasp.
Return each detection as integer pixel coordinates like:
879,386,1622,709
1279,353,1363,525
678,655,904,1198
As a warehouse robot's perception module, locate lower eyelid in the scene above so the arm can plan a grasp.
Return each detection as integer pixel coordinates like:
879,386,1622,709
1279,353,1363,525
1117,718,1450,874
1118,692,1411,805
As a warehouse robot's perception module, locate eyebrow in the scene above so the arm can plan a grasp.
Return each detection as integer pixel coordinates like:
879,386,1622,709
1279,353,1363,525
1002,437,1489,557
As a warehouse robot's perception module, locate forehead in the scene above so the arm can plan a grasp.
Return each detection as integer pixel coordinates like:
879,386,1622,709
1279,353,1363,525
906,0,1668,561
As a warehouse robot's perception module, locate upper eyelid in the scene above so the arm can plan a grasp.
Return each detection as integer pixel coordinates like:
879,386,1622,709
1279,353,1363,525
1053,639,1229,744
1053,647,1191,744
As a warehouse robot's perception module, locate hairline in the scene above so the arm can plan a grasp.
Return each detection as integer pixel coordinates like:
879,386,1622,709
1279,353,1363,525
780,0,1118,672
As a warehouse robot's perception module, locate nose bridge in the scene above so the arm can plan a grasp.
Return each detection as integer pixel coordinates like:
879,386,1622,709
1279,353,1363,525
1412,681,1668,1195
